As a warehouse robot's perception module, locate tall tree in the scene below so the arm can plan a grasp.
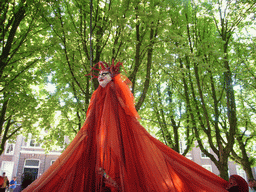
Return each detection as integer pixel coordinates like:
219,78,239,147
176,0,256,180
228,31,256,180
0,0,51,154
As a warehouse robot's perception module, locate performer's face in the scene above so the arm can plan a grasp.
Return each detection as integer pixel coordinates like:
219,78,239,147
98,70,112,87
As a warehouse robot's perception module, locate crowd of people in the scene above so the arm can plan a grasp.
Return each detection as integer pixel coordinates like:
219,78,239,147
0,172,16,192
0,171,34,192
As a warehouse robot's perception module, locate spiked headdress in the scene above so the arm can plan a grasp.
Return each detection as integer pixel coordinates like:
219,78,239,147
86,59,126,79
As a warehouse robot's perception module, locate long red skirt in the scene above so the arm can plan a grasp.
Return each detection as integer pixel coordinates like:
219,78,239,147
23,76,228,192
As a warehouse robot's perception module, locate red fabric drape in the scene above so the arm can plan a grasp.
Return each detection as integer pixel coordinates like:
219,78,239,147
23,74,228,192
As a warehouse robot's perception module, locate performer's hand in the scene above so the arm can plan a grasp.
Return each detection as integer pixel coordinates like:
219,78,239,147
98,168,104,175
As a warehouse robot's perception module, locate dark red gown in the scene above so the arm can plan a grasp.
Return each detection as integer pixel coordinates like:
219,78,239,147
23,74,228,192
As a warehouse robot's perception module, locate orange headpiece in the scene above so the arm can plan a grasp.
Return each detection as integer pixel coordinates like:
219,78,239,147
86,59,126,79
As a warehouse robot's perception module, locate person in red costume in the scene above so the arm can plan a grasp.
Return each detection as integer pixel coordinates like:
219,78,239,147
23,60,230,192
226,175,249,192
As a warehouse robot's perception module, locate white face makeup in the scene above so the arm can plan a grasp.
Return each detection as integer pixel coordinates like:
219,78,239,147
98,70,112,87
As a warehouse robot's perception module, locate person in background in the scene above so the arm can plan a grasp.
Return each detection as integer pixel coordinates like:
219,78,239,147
9,176,17,192
248,179,256,192
0,172,9,192
226,175,249,192
0,176,3,189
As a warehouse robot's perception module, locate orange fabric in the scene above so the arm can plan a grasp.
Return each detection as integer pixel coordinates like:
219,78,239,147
23,75,228,192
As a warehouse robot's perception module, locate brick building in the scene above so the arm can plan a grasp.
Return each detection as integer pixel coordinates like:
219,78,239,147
0,135,255,186
0,135,62,185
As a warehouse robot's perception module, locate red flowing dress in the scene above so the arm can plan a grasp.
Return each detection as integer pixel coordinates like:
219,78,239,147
23,74,228,192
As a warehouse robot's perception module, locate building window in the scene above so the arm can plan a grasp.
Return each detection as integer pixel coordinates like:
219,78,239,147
201,151,208,158
179,140,192,159
29,139,41,147
22,133,42,148
24,159,40,181
202,165,212,172
25,160,40,167
236,165,247,180
179,140,185,154
5,142,15,155
201,143,211,159
51,160,55,165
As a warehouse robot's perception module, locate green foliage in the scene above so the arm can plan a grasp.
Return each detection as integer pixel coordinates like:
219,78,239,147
0,0,54,154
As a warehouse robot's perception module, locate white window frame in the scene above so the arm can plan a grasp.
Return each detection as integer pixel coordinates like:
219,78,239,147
23,134,42,148
23,159,40,181
51,160,56,165
23,159,40,171
28,139,41,148
202,165,212,172
179,140,186,154
200,143,211,159
5,141,15,155
179,139,192,159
